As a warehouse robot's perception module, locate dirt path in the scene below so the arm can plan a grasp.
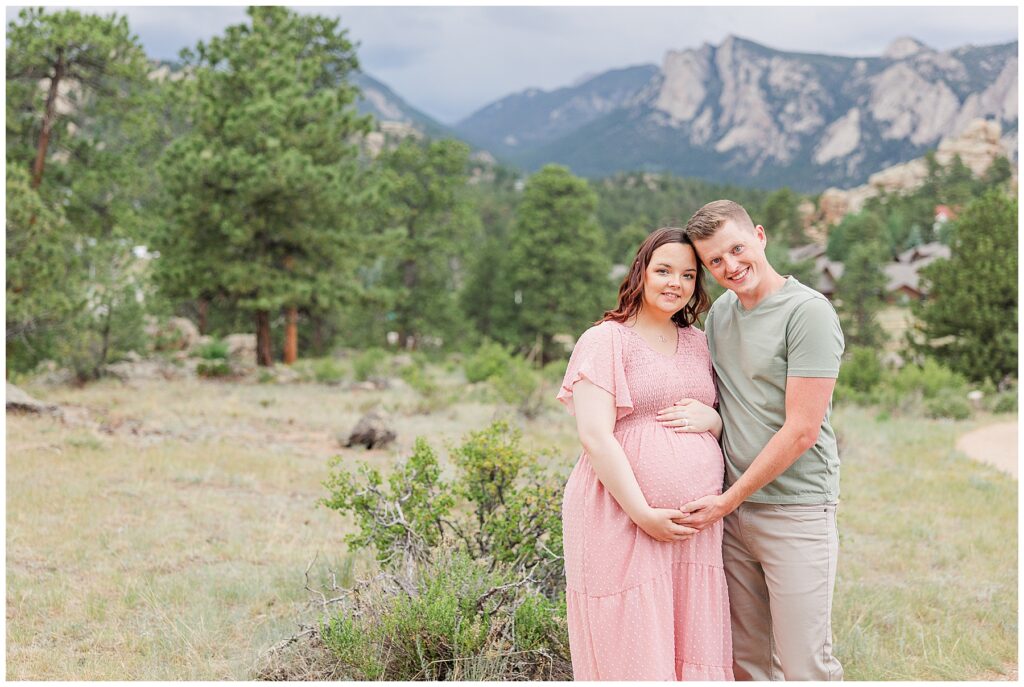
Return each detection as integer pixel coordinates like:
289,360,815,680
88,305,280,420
956,421,1018,478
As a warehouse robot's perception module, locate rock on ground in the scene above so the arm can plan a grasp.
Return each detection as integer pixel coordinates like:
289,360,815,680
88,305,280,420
343,410,396,450
6,382,61,417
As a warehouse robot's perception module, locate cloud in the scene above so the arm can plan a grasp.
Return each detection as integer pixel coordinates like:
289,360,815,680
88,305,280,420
7,5,1017,123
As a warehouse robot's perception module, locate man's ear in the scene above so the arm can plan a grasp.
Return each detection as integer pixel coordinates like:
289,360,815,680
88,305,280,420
754,224,767,245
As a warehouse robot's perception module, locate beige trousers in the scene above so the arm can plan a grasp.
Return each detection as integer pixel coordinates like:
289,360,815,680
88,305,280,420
723,501,843,681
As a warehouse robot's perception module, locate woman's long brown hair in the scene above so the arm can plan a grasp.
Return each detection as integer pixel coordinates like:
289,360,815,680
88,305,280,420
598,226,711,328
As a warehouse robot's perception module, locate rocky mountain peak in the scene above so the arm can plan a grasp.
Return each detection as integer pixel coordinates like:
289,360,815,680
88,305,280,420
884,36,930,59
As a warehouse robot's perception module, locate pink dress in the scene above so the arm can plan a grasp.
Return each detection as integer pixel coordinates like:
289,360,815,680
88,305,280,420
556,320,733,681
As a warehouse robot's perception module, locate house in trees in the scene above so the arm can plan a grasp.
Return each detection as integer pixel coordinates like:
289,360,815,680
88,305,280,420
791,241,951,303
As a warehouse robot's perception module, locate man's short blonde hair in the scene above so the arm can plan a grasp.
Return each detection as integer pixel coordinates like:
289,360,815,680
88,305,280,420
684,199,755,240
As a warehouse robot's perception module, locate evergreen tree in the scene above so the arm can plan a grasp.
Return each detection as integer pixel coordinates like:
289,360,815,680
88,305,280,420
762,187,806,246
832,212,888,348
5,166,82,371
376,138,479,349
497,165,612,359
6,8,161,378
912,190,1017,383
155,6,373,365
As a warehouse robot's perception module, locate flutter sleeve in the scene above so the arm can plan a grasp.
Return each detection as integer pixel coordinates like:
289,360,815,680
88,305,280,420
556,322,633,420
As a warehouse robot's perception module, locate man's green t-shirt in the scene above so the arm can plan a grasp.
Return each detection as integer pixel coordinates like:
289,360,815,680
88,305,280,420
705,276,845,504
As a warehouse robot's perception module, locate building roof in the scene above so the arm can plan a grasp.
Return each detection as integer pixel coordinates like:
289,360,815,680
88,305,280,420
883,262,921,294
897,242,951,265
788,243,827,263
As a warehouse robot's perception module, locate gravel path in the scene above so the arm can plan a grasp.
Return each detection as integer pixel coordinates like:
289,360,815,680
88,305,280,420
956,421,1018,478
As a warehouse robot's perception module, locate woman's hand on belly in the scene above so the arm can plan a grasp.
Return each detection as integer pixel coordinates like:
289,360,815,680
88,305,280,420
635,507,699,543
656,398,722,438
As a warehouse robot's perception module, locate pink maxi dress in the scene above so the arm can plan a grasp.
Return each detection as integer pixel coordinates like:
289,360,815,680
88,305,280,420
557,320,733,681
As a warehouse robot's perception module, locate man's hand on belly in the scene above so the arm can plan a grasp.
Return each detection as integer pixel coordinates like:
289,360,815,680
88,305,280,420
677,492,738,530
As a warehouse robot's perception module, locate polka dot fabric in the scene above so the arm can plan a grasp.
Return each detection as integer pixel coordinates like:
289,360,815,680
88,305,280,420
557,320,734,681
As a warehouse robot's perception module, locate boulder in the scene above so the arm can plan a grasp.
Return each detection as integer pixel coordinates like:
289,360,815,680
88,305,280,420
6,382,61,416
224,333,257,365
343,410,396,450
104,359,183,382
153,317,200,352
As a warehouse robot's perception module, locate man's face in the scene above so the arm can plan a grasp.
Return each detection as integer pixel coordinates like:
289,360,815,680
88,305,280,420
691,219,770,300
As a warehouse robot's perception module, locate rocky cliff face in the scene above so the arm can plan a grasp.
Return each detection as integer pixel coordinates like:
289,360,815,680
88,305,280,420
453,35,1017,190
813,118,1014,226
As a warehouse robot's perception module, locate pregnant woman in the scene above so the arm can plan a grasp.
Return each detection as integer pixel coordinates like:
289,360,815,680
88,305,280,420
556,227,733,680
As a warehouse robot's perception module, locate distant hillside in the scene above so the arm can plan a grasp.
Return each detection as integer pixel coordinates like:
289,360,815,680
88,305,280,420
450,36,1017,191
351,71,454,140
455,64,659,160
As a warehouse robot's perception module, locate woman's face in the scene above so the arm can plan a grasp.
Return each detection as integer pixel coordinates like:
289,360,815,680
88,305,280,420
642,242,698,317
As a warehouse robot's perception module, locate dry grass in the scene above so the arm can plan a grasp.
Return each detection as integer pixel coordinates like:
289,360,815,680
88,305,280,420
5,373,575,679
6,371,1017,679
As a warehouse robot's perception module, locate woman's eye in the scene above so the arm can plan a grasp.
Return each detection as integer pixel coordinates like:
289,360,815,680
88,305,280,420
657,269,668,274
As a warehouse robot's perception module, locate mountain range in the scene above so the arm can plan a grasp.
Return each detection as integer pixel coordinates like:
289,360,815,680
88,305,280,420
354,35,1017,191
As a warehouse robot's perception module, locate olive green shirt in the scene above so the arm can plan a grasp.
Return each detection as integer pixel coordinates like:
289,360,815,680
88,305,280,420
705,277,844,504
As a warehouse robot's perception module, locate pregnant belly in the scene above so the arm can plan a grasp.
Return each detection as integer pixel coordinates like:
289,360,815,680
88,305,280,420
619,425,725,509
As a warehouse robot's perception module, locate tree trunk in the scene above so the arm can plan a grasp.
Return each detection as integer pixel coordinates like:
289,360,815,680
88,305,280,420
196,298,209,335
32,48,65,189
255,310,272,367
311,314,325,357
400,257,417,349
283,306,298,364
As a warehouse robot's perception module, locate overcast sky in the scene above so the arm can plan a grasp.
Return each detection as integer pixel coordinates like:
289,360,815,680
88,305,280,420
7,5,1019,124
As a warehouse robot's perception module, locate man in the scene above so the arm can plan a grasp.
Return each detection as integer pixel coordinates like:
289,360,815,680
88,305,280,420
663,199,844,680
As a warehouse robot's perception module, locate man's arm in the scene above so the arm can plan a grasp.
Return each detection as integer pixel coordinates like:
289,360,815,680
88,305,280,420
677,375,836,529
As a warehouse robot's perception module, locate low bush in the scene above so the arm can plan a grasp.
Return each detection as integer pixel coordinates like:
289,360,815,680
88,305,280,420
889,359,968,400
196,360,231,378
399,357,439,397
195,339,229,360
309,357,346,385
464,340,514,383
492,357,547,419
289,421,569,680
352,347,388,382
990,391,1017,414
924,389,973,420
840,346,884,393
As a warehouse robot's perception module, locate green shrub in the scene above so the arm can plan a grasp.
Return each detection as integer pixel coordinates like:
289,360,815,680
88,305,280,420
991,391,1017,414
352,347,388,382
399,357,439,397
316,550,570,680
321,421,564,588
195,339,229,360
196,360,231,378
310,357,346,384
492,357,546,419
924,389,972,420
313,422,571,679
464,340,513,383
889,359,968,400
841,346,884,393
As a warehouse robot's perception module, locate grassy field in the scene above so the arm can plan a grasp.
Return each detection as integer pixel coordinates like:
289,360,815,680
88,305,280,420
5,366,1017,679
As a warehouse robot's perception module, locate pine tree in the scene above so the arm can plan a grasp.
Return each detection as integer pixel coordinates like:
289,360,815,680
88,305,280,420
833,212,888,348
912,190,1017,383
497,165,612,359
155,7,373,365
376,138,479,349
7,8,161,378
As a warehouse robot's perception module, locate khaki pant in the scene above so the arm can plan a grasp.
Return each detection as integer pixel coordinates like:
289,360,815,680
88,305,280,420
723,501,843,681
